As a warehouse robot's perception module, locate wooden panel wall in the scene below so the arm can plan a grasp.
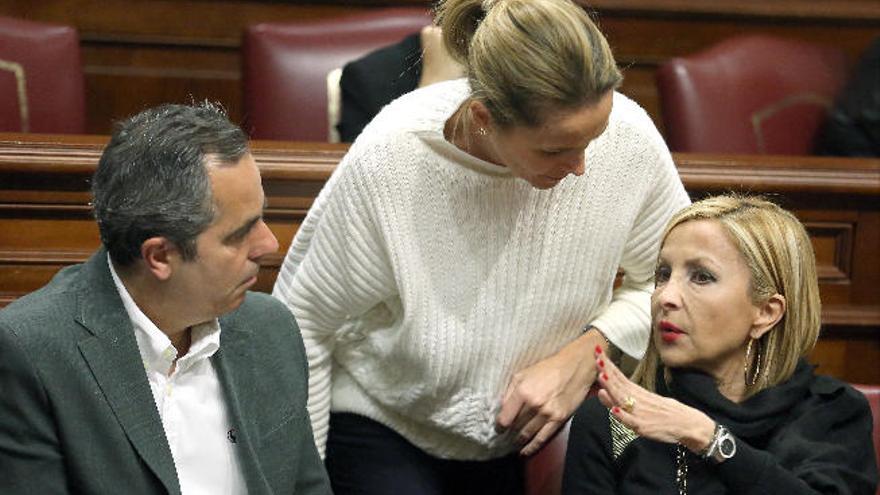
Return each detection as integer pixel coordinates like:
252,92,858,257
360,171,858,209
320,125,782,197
1,0,878,136
1,134,878,383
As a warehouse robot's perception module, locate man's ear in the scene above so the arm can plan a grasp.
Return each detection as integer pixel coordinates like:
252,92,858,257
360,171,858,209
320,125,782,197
140,237,177,281
468,99,493,131
750,294,786,340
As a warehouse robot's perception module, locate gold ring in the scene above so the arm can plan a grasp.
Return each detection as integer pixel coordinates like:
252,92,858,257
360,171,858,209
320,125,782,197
622,396,636,413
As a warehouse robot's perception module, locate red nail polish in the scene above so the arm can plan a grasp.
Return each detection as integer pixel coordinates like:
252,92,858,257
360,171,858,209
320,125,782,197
595,345,603,354
598,359,605,368
612,407,621,414
602,373,609,381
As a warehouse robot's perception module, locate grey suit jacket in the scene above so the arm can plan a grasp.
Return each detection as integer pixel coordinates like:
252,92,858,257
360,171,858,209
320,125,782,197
0,250,331,494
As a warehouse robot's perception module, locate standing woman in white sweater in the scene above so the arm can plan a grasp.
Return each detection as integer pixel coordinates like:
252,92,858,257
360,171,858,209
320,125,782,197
273,0,690,493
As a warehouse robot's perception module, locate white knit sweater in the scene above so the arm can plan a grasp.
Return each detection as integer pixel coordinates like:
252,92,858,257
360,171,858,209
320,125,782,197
273,79,689,460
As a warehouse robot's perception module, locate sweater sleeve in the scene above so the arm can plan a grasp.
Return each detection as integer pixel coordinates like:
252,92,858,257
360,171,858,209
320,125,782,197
562,397,617,494
272,155,397,457
589,135,690,358
715,384,878,495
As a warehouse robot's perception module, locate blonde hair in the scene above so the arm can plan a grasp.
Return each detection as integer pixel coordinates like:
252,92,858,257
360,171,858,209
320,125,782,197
435,0,622,127
632,195,822,398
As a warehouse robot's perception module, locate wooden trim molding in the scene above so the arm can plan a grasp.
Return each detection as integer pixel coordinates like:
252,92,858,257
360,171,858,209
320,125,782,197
673,153,880,195
1,134,879,334
3,136,878,193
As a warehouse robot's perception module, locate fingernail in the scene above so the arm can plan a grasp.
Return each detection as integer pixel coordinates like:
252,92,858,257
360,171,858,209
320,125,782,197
602,373,609,381
612,407,621,414
598,359,605,368
595,345,603,354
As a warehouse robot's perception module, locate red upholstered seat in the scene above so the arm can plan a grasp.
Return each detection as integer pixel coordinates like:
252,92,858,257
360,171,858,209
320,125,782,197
853,384,880,494
242,8,432,141
656,35,850,154
524,419,570,495
523,387,599,495
0,16,86,134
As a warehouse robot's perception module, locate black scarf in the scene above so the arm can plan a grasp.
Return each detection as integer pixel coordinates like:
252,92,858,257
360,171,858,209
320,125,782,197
657,359,814,440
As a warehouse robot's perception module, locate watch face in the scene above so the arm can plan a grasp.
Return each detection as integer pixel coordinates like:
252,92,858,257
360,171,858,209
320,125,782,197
719,434,736,458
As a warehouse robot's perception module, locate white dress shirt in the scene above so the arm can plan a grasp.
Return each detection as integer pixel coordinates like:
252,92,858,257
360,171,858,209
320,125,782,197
109,256,247,494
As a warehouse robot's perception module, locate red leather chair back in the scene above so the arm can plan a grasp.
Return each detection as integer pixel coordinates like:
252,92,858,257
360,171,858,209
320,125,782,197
656,35,850,154
242,8,432,141
522,386,601,494
524,419,570,495
0,16,86,134
853,383,880,493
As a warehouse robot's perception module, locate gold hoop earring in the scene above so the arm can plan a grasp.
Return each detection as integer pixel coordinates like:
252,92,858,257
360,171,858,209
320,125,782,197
744,338,763,386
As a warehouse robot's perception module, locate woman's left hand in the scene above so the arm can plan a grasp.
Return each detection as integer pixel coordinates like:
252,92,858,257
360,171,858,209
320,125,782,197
594,347,716,454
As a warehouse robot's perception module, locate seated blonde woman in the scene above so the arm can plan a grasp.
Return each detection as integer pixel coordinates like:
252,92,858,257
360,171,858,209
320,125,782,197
562,195,878,494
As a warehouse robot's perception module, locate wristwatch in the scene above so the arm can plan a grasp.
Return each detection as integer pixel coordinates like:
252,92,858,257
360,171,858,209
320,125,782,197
702,423,736,464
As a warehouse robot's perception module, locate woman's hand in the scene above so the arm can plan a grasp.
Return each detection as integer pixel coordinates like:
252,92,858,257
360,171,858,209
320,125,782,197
496,329,606,456
594,347,716,454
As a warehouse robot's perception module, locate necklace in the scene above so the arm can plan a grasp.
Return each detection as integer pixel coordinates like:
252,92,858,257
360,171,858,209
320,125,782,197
675,443,688,495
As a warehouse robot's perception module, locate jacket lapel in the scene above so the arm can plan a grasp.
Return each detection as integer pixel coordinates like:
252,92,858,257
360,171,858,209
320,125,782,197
74,251,181,495
213,324,271,495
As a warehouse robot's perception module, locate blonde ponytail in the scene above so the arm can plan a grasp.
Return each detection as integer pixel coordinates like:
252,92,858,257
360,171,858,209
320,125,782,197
435,0,621,127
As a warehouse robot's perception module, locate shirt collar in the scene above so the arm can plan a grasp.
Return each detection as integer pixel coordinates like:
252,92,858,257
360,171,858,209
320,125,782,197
107,253,221,376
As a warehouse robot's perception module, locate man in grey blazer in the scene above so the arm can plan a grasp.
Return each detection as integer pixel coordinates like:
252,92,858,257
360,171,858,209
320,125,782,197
0,103,331,494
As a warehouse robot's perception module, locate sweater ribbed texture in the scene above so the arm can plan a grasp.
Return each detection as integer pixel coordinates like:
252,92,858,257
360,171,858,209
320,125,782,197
273,79,690,460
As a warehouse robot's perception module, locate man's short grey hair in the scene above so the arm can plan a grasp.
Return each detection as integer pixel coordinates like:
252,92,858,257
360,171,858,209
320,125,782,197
92,102,249,266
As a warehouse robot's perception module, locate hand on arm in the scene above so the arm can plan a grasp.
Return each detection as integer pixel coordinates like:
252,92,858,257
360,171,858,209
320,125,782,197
495,328,608,456
593,346,716,454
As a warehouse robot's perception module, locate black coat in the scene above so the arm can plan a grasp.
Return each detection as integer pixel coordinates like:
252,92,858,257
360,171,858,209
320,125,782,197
336,33,422,143
563,360,878,494
815,37,880,157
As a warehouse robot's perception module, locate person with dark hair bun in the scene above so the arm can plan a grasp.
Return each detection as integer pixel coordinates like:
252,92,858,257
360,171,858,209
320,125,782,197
815,37,880,157
274,0,689,493
337,25,464,142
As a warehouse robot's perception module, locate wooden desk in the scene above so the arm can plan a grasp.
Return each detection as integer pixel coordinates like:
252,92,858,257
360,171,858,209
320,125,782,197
2,133,878,382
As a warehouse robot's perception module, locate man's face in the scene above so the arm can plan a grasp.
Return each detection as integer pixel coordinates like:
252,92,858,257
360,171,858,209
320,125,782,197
172,153,278,320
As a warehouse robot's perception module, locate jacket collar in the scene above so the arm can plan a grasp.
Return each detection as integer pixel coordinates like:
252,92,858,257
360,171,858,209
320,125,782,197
74,250,272,494
74,249,181,494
